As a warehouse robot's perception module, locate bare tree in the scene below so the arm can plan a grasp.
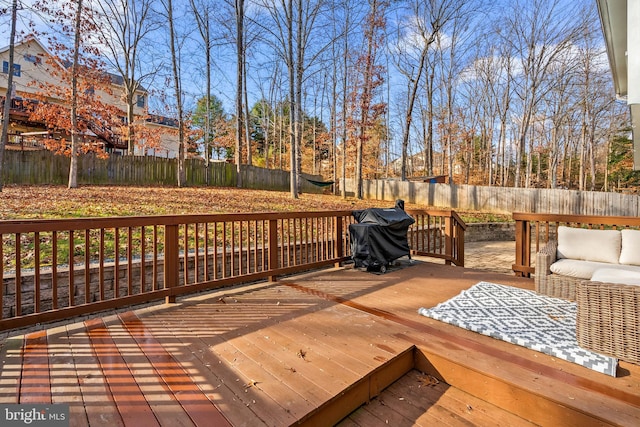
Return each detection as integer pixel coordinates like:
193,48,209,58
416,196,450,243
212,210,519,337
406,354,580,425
574,9,610,191
501,0,588,188
161,0,186,186
351,0,387,199
391,0,461,181
92,0,160,155
235,0,245,188
189,0,215,183
67,0,85,188
542,50,576,189
434,3,478,183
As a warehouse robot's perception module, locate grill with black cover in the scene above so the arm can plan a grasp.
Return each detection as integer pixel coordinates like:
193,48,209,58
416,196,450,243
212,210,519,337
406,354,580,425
349,200,415,273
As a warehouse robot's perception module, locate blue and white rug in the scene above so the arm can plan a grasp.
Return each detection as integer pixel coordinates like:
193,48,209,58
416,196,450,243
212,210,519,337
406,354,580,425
418,281,618,376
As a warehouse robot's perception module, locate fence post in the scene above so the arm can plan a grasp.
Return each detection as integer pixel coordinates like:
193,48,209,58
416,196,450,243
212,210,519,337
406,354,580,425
164,224,179,303
513,218,531,277
268,219,279,282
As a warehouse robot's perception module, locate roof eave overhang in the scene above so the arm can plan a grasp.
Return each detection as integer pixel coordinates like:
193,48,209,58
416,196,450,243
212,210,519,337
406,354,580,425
597,0,640,169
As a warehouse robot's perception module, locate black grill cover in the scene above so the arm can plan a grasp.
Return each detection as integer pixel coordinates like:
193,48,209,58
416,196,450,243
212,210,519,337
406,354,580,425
349,200,415,269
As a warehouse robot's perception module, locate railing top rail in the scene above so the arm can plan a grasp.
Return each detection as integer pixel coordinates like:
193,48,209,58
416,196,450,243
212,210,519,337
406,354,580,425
0,209,463,234
407,209,467,230
0,211,357,233
512,212,640,226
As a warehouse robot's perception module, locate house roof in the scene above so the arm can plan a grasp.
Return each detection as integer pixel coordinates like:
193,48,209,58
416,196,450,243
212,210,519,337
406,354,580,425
2,35,147,94
0,35,66,69
597,0,640,169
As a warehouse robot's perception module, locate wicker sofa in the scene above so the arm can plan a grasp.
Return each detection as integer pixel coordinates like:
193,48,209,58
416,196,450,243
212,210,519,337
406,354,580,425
576,281,640,365
535,226,640,300
535,225,640,365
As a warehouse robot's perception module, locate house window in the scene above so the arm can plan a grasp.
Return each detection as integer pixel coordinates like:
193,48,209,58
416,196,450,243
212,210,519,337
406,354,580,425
136,94,146,108
23,54,41,65
2,61,21,77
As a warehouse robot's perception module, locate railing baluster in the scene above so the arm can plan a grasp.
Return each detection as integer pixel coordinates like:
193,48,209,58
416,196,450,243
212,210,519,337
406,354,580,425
194,223,200,283
231,221,236,276
183,224,189,284
253,221,259,274
268,218,279,281
140,226,146,293
164,224,179,304
52,231,58,309
238,220,242,276
214,222,219,279
153,225,159,291
114,228,119,298
34,232,40,313
99,229,105,301
15,233,21,316
127,227,133,296
204,223,210,280
68,230,74,307
85,229,90,304
0,234,3,320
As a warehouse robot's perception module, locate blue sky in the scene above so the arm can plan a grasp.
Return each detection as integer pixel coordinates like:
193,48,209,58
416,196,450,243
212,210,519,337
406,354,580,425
2,0,612,164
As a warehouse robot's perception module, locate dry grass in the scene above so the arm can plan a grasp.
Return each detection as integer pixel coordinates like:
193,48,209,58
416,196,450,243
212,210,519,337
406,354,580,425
0,184,511,222
0,185,425,220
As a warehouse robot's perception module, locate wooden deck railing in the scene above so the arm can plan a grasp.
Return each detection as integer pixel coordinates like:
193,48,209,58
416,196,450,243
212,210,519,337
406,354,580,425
512,212,640,277
0,209,465,330
407,209,466,267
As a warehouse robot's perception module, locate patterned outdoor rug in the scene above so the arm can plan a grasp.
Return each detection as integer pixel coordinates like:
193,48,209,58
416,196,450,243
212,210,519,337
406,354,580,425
418,281,618,376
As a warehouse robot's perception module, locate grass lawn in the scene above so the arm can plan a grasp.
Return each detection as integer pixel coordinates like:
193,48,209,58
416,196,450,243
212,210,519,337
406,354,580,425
0,184,510,222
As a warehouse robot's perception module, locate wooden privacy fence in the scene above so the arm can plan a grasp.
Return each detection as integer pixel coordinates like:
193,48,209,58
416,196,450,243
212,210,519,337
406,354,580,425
0,209,465,331
2,150,326,193
347,179,640,217
512,212,640,277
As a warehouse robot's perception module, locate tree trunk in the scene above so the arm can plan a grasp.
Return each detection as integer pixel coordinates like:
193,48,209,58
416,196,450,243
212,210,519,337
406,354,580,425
166,0,186,187
355,0,381,199
68,0,84,189
401,48,428,181
340,9,348,198
0,0,18,192
235,0,245,188
243,59,252,166
204,23,211,183
287,0,298,198
126,99,135,154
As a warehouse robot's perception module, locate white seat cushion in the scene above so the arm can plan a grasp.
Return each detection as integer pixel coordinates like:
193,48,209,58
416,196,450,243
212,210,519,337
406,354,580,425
620,229,640,266
591,268,640,286
550,259,618,280
557,226,621,264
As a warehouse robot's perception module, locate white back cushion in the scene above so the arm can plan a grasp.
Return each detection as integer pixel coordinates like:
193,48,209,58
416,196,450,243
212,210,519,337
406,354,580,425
620,229,640,265
556,226,621,264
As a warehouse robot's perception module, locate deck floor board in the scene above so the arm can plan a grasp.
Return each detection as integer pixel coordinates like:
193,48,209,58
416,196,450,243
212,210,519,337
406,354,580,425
0,260,638,426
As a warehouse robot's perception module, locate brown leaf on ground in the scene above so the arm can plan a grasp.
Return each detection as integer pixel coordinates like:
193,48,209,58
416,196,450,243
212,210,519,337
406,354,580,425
0,185,423,220
417,373,440,387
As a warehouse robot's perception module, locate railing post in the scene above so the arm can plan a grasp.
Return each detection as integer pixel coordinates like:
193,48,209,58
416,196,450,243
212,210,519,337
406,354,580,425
335,216,344,268
268,219,279,282
164,224,179,303
513,218,531,277
444,217,452,265
456,222,464,267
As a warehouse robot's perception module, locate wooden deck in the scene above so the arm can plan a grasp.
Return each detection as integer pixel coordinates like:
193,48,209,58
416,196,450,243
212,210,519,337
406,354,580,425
0,260,638,426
